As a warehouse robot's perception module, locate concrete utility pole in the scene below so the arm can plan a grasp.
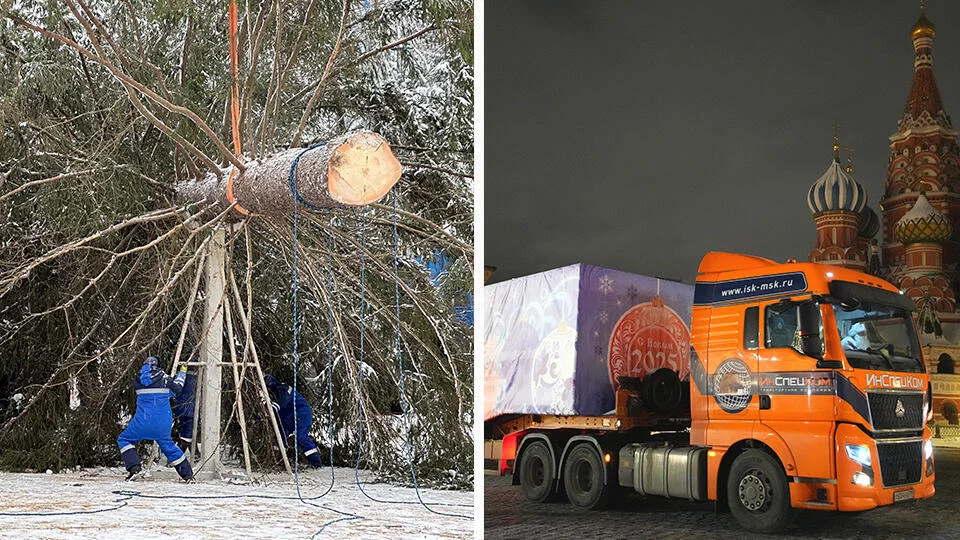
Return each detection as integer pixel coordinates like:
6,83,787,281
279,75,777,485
198,226,225,479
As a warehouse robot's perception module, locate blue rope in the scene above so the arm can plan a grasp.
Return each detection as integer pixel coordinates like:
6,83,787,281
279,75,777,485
286,143,327,211
298,195,468,519
326,208,336,476
354,208,367,483
292,173,301,486
348,191,471,518
392,189,471,519
289,145,360,534
0,491,133,516
290,208,337,500
112,489,360,537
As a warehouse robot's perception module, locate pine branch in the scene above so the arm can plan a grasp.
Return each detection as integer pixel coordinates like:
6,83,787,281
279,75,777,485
289,0,352,148
7,12,243,174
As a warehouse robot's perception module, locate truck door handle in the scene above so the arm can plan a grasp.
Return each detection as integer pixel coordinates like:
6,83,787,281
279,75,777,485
759,395,771,410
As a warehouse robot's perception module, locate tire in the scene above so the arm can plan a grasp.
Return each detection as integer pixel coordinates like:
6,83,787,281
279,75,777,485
562,443,610,510
727,449,794,533
642,368,683,414
519,440,556,503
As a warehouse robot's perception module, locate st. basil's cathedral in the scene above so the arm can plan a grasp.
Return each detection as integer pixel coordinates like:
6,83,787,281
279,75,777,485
807,5,960,423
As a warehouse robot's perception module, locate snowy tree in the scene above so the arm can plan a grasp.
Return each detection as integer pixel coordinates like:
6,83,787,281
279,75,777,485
0,0,472,487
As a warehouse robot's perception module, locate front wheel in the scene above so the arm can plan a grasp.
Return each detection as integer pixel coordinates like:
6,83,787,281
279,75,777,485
562,443,610,510
727,449,794,533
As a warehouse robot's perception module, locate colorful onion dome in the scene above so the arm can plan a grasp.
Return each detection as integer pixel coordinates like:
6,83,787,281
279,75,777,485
858,205,880,238
896,192,952,244
807,159,867,214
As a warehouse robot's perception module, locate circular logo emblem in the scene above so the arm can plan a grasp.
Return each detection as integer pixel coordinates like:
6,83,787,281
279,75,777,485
530,323,577,414
608,298,691,390
713,358,753,413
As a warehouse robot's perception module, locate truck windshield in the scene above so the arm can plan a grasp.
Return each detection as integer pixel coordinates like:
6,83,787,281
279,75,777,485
832,302,924,373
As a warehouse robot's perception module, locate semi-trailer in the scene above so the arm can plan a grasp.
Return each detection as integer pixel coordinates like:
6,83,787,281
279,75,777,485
484,252,935,532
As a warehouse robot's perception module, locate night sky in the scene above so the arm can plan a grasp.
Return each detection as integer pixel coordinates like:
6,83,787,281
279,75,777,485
484,1,960,285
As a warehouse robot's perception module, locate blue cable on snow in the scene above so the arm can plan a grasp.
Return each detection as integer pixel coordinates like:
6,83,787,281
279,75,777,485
349,190,471,518
289,143,363,534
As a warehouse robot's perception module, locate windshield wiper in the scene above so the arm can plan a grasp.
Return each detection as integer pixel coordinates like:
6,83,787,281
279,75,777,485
848,347,895,370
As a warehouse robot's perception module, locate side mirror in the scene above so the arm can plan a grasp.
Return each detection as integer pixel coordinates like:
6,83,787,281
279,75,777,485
816,359,843,369
839,297,861,312
798,302,823,359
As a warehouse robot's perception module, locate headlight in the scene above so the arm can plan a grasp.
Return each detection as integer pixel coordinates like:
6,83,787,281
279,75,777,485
852,471,872,486
846,444,872,467
925,440,933,460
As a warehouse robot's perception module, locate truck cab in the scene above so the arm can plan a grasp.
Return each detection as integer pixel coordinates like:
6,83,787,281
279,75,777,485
692,252,934,531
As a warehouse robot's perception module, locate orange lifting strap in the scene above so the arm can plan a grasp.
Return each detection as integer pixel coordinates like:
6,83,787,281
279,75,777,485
226,0,252,216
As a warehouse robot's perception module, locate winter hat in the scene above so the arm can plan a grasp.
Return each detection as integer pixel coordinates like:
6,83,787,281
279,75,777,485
263,374,279,388
140,356,161,386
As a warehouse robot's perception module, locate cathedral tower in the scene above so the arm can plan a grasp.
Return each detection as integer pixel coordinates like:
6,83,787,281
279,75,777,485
807,134,869,270
877,4,960,413
880,4,960,277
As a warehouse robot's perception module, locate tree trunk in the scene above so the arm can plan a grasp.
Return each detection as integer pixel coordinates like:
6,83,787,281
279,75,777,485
178,131,402,216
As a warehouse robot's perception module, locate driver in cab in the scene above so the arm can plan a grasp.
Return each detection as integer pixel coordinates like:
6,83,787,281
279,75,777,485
841,322,870,350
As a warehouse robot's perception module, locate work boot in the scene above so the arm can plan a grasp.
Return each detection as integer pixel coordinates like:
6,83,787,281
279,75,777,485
125,464,144,481
306,451,323,468
120,445,141,471
172,454,195,482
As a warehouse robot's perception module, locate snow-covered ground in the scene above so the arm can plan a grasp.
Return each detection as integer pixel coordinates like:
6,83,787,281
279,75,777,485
0,466,474,539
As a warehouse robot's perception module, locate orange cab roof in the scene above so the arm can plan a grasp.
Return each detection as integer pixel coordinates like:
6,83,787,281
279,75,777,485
697,252,778,274
696,252,898,295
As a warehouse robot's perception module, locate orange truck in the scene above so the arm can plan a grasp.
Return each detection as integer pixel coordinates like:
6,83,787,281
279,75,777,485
488,252,935,533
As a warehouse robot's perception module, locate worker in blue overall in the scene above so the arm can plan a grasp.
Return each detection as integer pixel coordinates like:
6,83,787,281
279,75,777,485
172,359,199,452
117,356,195,481
263,374,323,467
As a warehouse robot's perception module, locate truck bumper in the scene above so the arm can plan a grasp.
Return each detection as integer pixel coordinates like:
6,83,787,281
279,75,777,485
830,423,935,512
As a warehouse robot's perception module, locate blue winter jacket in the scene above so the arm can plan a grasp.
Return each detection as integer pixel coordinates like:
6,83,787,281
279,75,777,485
270,384,312,435
134,364,186,412
172,372,197,418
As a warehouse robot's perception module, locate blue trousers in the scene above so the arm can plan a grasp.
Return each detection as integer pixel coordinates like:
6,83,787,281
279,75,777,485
118,402,190,475
176,414,195,442
280,408,321,466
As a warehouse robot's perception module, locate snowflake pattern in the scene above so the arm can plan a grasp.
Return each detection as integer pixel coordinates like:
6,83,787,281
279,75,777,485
598,274,614,295
627,286,639,303
595,345,604,356
599,310,609,324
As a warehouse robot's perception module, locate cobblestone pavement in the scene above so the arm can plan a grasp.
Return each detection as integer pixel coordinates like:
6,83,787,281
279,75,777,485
485,446,960,539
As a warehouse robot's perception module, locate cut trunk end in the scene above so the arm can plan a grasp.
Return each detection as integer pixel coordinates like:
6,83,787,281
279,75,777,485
329,132,403,206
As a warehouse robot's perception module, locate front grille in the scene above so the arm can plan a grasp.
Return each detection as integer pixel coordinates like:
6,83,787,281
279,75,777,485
867,392,923,432
876,441,922,487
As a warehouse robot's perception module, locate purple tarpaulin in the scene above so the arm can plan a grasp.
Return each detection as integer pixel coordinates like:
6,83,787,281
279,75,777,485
484,264,694,420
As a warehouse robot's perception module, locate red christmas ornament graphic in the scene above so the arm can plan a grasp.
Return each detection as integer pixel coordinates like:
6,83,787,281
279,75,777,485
608,296,691,390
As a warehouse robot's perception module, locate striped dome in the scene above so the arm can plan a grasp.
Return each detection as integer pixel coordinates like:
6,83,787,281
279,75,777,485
807,160,867,214
858,205,880,238
896,192,952,244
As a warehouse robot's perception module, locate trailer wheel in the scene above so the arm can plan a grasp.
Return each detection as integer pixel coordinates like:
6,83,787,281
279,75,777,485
642,368,683,414
563,444,609,510
519,441,556,503
727,450,794,533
